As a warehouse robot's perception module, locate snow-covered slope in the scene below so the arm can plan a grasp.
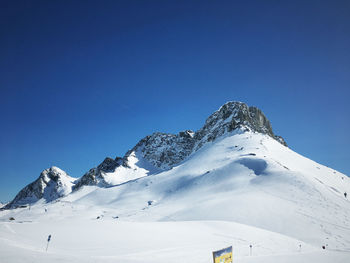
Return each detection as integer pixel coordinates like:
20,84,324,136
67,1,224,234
1,101,349,262
55,132,349,249
1,132,349,262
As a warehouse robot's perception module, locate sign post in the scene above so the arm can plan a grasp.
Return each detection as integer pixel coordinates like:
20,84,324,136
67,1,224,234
212,246,233,263
46,234,51,252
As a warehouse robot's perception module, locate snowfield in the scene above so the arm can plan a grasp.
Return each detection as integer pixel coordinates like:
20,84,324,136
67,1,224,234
1,132,350,262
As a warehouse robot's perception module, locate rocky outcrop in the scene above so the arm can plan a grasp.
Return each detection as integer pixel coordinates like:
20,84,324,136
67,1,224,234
124,130,196,170
73,157,125,190
97,157,124,172
4,167,75,209
194,101,287,149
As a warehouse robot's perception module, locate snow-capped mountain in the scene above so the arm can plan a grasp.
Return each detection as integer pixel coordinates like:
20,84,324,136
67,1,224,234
78,101,288,190
1,101,350,263
5,101,287,207
4,167,76,209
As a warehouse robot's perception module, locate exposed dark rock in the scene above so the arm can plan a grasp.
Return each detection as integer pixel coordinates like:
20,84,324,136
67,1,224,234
4,167,75,209
73,168,99,190
73,155,126,190
123,131,196,170
97,157,121,172
194,101,286,149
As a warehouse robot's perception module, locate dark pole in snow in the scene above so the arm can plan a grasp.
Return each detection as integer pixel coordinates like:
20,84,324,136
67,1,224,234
249,244,252,256
46,235,51,252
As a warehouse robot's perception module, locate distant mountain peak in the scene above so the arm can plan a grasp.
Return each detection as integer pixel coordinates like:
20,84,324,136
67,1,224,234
4,166,75,209
194,101,286,149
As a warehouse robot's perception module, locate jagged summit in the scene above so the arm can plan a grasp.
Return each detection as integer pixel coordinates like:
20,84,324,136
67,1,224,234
5,101,287,208
124,130,196,170
4,166,76,209
194,101,287,149
116,101,286,173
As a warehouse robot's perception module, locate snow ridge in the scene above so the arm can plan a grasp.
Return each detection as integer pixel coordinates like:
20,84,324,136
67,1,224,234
4,101,286,208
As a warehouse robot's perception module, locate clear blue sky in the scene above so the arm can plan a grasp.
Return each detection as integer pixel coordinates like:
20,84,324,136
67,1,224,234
1,0,349,202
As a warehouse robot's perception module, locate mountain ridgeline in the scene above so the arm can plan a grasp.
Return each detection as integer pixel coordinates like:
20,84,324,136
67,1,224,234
4,101,286,209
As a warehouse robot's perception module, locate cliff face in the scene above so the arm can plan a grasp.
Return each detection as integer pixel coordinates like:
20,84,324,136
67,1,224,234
194,101,286,149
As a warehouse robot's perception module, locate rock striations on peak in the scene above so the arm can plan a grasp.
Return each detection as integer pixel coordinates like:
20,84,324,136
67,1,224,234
194,101,287,149
4,167,76,209
73,157,126,190
4,101,287,209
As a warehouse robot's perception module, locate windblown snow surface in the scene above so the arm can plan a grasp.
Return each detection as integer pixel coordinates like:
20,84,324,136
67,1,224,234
1,132,350,263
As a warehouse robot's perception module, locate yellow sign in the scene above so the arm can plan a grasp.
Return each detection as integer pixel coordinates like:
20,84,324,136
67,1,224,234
213,246,233,263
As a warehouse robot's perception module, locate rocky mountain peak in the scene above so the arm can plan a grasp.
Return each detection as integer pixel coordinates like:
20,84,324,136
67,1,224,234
73,156,128,190
39,166,68,181
5,101,288,209
122,131,196,170
194,101,286,149
97,157,123,172
203,101,273,136
4,166,75,209
75,102,287,189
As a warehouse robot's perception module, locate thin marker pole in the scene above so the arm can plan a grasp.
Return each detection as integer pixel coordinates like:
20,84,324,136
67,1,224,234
46,235,51,252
